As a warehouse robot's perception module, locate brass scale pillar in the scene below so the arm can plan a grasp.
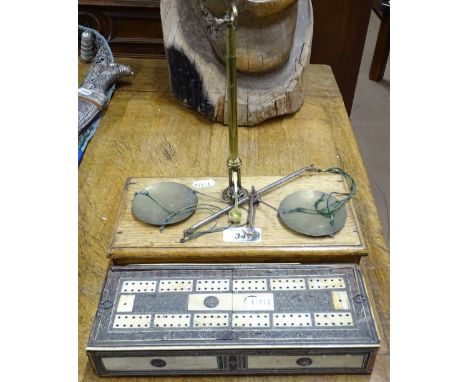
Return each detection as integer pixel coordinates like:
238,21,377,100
221,4,248,203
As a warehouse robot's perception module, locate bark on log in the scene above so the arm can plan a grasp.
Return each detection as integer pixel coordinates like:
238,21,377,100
161,0,313,126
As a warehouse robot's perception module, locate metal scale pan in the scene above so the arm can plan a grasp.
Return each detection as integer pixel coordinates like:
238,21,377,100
278,190,347,237
132,182,198,226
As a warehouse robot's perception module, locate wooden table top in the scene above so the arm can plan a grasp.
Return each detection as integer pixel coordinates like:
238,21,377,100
78,57,389,381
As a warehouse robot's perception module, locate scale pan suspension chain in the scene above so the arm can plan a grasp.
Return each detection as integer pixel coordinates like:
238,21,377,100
277,167,356,237
132,182,199,226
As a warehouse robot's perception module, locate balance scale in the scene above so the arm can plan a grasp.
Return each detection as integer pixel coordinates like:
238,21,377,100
109,173,366,265
87,4,379,376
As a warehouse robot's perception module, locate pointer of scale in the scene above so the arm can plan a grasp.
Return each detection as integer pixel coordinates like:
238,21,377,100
243,186,259,239
183,165,316,238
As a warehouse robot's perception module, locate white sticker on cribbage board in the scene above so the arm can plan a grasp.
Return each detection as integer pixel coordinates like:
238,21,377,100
332,291,350,310
270,278,306,290
113,314,151,329
223,227,262,242
154,314,191,328
233,279,267,291
192,179,215,188
117,295,135,313
232,293,274,311
193,313,229,328
273,313,312,327
159,280,193,292
232,313,270,328
314,312,353,327
196,279,230,292
121,281,156,293
308,277,346,290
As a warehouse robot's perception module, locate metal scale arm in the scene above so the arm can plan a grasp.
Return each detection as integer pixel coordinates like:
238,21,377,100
221,4,248,202
183,165,316,238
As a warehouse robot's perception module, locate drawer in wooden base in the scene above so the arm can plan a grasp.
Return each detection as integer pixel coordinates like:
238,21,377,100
88,349,377,376
87,264,380,376
110,175,367,264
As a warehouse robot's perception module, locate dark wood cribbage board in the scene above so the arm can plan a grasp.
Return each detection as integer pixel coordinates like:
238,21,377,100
87,264,380,376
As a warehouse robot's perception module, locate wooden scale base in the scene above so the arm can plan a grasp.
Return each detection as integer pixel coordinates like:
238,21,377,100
109,173,367,265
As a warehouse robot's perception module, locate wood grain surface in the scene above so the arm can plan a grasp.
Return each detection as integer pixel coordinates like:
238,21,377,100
110,174,366,264
160,0,312,126
310,0,372,114
78,58,389,381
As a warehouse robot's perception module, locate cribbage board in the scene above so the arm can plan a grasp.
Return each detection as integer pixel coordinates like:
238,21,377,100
87,264,379,376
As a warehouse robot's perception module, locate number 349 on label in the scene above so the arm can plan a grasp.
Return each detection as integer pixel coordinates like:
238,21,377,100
223,227,262,243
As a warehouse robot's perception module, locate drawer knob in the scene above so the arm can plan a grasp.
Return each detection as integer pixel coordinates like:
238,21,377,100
150,359,167,368
353,294,366,303
296,357,313,367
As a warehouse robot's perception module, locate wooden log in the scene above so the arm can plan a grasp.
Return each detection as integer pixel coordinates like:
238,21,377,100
202,0,299,74
160,0,313,126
